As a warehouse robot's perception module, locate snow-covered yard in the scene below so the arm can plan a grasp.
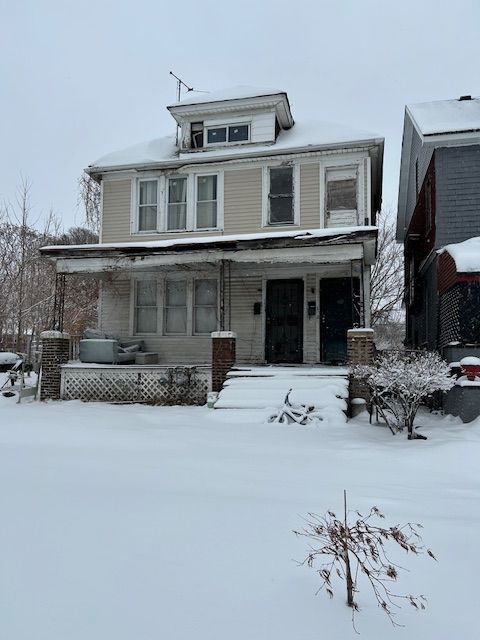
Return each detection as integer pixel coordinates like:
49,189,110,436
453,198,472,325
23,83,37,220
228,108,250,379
0,385,478,639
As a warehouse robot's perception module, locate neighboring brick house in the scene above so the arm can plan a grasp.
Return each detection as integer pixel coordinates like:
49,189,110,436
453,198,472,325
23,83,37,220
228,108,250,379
397,96,480,353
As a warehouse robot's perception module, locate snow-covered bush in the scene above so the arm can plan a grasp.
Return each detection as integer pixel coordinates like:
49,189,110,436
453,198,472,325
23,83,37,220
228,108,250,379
353,350,454,438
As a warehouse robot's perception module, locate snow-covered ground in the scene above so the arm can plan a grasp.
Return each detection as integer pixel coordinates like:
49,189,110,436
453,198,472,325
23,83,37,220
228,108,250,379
0,381,478,639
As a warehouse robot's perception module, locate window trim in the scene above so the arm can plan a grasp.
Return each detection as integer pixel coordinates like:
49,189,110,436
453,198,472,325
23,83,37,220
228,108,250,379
136,178,160,233
261,164,300,227
194,171,223,231
132,276,159,335
204,122,251,147
166,175,188,232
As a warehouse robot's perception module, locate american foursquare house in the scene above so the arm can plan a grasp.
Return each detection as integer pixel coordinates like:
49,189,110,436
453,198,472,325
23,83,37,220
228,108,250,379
41,87,384,403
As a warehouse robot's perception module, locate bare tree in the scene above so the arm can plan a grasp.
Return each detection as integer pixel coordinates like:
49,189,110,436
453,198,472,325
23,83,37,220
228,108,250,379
78,172,101,233
370,210,404,327
294,491,436,629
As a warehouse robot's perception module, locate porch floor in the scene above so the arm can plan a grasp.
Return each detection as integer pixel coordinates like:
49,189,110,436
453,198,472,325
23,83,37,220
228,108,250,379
215,364,349,413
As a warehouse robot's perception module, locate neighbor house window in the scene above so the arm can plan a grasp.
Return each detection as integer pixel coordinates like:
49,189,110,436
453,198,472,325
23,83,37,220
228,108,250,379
134,279,157,333
164,279,187,334
194,279,218,334
167,177,187,231
268,166,294,224
196,175,217,229
138,180,158,231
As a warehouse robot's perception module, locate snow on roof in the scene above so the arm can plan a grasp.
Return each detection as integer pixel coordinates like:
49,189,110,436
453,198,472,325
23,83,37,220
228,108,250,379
408,97,480,136
168,85,285,107
439,236,480,272
90,120,381,171
42,226,377,253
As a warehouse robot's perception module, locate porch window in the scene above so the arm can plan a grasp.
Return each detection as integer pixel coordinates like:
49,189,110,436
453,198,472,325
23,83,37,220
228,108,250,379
268,167,294,224
196,175,217,229
134,279,157,333
138,180,158,232
167,177,187,231
194,279,218,334
325,167,357,226
165,279,187,334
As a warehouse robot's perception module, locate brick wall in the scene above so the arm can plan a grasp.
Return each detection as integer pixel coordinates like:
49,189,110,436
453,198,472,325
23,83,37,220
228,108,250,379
211,331,236,393
40,331,70,400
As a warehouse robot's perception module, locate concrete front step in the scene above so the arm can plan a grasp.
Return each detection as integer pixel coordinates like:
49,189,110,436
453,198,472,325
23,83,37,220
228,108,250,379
215,365,349,412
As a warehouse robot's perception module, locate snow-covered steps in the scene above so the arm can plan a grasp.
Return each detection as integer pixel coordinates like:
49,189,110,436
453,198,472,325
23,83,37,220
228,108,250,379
215,365,349,423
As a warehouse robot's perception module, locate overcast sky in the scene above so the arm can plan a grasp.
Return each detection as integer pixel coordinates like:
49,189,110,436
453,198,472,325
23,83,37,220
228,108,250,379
1,0,479,229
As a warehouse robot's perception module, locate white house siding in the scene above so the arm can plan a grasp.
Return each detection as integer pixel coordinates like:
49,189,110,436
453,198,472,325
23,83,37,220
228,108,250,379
299,164,321,228
250,111,276,143
224,168,263,234
101,180,131,243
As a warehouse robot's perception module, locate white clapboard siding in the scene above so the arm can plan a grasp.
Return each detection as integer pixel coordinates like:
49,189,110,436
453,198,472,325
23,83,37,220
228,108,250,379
101,180,132,243
300,163,320,228
228,272,264,363
224,168,263,234
250,111,276,143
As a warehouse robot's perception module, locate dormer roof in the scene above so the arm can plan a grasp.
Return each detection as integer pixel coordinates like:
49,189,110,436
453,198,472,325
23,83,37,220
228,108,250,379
167,85,294,129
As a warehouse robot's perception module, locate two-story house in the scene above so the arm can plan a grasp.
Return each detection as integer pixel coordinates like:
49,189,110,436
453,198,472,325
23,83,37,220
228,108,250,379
397,96,480,354
42,86,383,368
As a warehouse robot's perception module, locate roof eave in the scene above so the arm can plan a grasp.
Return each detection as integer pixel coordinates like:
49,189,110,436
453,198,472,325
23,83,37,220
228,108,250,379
86,137,384,179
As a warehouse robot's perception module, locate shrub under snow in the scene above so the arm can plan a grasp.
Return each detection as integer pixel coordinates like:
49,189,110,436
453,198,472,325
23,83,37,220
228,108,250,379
353,351,454,438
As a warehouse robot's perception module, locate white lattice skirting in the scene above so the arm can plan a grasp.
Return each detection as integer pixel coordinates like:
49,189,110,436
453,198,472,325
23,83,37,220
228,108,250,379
61,365,211,405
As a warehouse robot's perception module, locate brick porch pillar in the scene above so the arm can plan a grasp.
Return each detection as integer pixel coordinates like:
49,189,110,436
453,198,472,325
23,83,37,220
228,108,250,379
40,330,70,400
347,328,375,407
211,331,236,393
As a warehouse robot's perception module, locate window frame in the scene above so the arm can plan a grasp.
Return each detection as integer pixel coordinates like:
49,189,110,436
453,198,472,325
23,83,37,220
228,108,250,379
323,165,359,227
204,122,250,147
166,175,188,232
262,164,300,227
136,178,160,233
193,278,219,336
194,172,223,231
132,277,159,335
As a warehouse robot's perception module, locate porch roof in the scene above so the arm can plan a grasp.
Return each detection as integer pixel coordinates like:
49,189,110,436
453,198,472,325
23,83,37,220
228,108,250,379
40,226,377,274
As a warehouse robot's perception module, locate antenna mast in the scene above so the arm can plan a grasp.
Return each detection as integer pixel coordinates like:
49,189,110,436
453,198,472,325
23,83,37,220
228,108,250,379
170,71,194,145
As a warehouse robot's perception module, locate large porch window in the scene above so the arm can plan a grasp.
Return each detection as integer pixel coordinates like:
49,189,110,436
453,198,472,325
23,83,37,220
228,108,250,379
134,279,158,333
133,276,218,336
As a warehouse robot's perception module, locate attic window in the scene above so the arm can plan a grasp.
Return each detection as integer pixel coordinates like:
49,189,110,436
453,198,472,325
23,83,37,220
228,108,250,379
205,124,250,146
191,122,204,149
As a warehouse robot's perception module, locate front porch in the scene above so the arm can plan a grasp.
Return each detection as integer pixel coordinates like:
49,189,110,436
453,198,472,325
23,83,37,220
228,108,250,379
42,227,377,369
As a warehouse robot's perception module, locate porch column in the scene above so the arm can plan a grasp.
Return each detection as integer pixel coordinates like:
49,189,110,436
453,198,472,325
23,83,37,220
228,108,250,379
40,330,70,400
347,328,374,409
211,331,236,392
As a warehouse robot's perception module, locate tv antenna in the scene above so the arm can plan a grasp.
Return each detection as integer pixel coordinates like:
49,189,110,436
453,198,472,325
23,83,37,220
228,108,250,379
169,72,209,144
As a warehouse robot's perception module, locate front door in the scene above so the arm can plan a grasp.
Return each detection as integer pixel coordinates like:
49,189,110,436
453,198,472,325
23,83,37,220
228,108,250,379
320,277,360,364
265,279,304,363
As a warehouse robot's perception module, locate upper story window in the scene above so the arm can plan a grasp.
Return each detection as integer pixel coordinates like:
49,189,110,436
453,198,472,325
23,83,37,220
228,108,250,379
268,166,294,225
196,175,217,229
133,173,223,234
205,123,250,146
325,167,358,227
138,180,158,231
167,177,187,231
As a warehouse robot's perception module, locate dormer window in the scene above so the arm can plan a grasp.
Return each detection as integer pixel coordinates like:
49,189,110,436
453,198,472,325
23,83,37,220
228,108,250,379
205,123,250,147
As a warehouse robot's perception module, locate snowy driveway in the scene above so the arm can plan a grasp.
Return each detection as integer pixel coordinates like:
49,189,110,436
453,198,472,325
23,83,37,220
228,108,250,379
0,393,478,639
